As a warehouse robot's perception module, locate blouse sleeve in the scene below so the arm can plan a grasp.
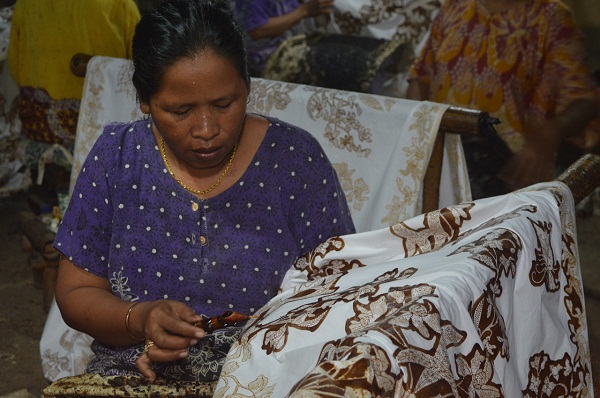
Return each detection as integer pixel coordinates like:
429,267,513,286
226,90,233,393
53,128,115,278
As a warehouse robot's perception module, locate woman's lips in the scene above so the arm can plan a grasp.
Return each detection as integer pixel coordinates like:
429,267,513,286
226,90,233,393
190,147,221,162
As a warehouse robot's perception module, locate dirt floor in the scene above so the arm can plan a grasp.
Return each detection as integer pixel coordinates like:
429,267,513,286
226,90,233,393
1,190,599,397
0,192,48,397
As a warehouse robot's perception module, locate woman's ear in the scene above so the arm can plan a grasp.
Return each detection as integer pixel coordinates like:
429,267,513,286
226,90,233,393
139,102,150,115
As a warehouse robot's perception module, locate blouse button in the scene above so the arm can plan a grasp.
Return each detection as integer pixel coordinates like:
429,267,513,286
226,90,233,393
200,236,207,246
192,202,199,211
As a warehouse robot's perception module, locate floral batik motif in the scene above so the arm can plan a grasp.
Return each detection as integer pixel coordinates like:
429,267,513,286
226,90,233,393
215,182,593,397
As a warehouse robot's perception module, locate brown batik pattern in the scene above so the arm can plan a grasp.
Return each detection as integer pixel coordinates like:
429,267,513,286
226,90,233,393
453,228,522,297
550,187,594,394
267,202,484,395
306,87,373,157
288,339,397,397
250,266,419,356
446,211,527,395
294,236,352,280
523,352,588,397
529,219,561,292
389,300,468,396
390,202,475,256
289,284,465,396
454,344,503,397
468,287,509,362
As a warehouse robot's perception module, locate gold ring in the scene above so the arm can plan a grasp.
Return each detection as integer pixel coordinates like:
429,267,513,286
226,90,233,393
143,340,155,353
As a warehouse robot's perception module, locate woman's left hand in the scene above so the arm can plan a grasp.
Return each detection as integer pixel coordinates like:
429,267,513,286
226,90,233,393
497,122,561,191
498,143,556,191
134,300,205,382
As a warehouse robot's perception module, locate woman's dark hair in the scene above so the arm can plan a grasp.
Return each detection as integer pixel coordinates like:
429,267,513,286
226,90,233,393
132,0,250,104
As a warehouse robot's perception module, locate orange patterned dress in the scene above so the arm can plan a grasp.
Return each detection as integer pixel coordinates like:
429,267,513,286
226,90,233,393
409,0,600,153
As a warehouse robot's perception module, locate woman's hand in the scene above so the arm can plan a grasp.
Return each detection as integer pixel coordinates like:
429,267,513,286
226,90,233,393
499,98,599,191
497,122,560,191
498,145,556,191
134,300,205,382
300,0,335,17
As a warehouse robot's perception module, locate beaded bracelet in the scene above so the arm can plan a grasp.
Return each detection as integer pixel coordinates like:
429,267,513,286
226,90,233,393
125,302,144,342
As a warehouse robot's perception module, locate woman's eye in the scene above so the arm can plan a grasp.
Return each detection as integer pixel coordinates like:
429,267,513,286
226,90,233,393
214,102,232,109
172,108,189,116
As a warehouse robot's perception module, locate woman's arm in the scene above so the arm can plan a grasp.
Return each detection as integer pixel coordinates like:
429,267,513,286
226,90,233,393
54,256,145,346
498,98,599,190
498,2,600,190
248,0,333,40
406,78,430,101
54,255,206,380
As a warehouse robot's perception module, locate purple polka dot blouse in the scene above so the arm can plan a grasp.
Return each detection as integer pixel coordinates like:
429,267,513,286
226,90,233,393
54,116,355,319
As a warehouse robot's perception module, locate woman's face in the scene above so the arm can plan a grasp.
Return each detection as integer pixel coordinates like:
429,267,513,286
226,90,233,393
141,49,250,172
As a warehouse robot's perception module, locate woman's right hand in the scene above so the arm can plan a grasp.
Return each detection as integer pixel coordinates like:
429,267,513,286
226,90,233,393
301,0,335,17
133,300,206,382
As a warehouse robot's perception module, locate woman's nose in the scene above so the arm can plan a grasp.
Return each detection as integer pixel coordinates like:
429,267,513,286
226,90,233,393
192,109,218,140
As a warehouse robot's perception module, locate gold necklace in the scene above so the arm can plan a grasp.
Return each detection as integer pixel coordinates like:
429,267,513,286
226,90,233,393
160,136,237,196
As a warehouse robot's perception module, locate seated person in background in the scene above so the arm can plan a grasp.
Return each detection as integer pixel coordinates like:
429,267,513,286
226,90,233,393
7,0,140,149
53,0,355,383
406,0,600,199
234,0,334,77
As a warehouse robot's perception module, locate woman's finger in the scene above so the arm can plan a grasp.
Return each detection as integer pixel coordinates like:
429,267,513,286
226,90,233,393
143,339,192,363
148,320,203,349
143,301,205,346
136,352,156,382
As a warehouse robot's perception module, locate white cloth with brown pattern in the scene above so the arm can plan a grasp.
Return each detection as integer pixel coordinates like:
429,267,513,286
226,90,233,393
330,0,442,48
215,181,594,397
327,0,445,97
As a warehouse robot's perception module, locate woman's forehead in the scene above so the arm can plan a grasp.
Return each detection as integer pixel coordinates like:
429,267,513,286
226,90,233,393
152,52,248,103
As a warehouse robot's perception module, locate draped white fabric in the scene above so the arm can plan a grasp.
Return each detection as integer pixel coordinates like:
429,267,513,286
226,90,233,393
329,0,443,53
215,182,594,397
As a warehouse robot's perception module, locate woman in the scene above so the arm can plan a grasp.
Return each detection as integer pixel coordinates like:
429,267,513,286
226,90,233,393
53,0,355,383
406,0,600,198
